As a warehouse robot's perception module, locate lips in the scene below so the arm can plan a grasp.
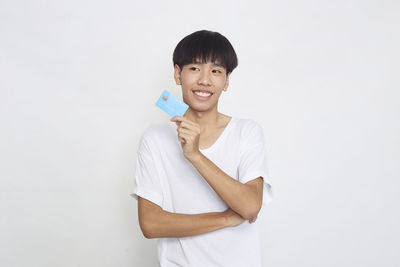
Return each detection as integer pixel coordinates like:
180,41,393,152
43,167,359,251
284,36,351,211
192,90,213,100
192,89,213,94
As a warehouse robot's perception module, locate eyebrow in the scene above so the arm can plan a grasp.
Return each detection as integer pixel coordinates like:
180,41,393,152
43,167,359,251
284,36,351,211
212,62,224,67
192,61,224,67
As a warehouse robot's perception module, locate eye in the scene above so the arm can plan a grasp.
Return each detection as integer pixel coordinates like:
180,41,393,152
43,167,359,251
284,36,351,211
190,67,200,71
212,69,222,74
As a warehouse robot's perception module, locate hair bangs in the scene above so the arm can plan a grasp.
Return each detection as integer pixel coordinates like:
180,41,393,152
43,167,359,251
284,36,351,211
173,30,238,74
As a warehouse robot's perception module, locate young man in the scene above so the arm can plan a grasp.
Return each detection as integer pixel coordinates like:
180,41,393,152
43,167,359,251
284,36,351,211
131,30,273,267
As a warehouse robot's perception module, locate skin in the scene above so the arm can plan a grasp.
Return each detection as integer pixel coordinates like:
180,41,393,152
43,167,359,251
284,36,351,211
138,59,263,239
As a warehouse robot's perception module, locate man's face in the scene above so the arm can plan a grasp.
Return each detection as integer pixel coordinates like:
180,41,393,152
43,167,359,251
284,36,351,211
174,59,230,112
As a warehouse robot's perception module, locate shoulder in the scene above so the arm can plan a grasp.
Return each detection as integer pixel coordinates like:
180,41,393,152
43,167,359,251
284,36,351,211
233,117,264,135
233,117,265,146
142,122,172,138
138,121,176,150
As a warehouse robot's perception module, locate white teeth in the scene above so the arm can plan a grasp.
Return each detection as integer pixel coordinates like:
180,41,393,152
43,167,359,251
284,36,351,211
194,91,212,97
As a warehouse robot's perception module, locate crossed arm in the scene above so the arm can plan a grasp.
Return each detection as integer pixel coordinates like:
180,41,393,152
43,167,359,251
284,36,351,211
138,152,264,239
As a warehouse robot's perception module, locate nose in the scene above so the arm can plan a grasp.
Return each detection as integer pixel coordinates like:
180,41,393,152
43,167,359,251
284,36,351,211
198,71,212,86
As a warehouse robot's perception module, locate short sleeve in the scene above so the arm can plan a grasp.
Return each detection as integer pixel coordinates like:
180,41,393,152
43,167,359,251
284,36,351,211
238,122,273,206
130,136,164,207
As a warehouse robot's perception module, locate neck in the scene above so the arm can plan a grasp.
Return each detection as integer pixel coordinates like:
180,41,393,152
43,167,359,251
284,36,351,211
183,108,222,133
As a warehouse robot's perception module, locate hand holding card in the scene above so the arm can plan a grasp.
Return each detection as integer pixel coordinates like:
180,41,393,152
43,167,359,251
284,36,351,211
155,90,189,117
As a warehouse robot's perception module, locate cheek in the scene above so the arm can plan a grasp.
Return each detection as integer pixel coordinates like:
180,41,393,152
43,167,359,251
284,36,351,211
180,75,196,87
215,78,227,89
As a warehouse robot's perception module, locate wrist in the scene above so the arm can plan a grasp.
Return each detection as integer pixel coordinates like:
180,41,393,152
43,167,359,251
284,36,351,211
184,150,202,162
221,210,233,227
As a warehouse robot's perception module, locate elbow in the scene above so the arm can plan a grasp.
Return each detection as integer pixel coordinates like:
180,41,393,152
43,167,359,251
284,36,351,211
138,197,164,239
241,204,262,221
141,225,154,239
139,217,157,239
143,231,155,239
242,211,259,221
141,224,157,239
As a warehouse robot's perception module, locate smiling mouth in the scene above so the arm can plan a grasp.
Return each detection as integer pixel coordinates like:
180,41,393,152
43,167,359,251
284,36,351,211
192,90,213,98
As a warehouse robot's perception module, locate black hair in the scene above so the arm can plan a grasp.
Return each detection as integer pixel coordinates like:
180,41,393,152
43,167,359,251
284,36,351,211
172,30,238,74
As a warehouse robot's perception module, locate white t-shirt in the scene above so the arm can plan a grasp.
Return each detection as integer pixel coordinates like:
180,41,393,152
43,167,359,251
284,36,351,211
131,116,273,267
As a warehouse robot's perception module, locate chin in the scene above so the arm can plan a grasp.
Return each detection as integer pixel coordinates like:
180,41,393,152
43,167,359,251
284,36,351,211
192,104,216,112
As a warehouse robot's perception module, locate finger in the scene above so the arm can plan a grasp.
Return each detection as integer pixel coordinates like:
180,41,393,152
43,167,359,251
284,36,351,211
179,132,193,143
179,122,201,135
177,127,197,136
184,119,201,130
170,116,182,122
178,121,196,130
177,133,186,143
173,117,200,129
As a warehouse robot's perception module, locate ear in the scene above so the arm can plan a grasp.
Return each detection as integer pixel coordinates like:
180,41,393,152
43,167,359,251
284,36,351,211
223,73,230,91
174,64,182,85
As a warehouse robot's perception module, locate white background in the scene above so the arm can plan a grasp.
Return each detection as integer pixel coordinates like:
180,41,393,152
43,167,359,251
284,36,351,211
1,0,399,266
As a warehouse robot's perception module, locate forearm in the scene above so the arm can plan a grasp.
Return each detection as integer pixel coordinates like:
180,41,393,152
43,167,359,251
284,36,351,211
139,196,244,239
142,209,229,239
187,153,260,220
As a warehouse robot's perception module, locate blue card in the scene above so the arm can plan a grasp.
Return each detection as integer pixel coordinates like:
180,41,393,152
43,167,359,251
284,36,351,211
155,90,189,117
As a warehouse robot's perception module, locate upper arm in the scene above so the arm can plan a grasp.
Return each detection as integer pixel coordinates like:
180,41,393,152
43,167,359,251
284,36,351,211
238,122,273,207
245,177,264,209
138,197,163,238
133,137,164,207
